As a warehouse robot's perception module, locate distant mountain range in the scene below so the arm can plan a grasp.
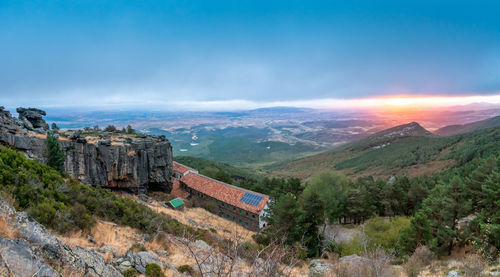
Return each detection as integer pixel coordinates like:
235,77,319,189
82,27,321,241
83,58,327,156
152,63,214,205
435,115,500,136
270,115,500,180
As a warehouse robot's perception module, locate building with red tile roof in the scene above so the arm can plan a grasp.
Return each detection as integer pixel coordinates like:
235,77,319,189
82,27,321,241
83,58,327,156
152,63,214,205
170,162,269,231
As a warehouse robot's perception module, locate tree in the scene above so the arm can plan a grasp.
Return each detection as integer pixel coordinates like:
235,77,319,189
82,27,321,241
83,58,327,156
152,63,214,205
51,122,59,131
126,125,135,134
264,193,302,244
47,132,64,173
299,190,325,257
104,125,117,132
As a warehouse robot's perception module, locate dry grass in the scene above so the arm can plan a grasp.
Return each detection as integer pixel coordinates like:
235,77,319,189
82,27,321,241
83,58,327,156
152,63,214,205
58,220,142,256
122,193,256,241
0,216,18,239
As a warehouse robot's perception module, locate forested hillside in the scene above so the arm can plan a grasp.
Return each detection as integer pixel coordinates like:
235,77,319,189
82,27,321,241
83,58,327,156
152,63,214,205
271,124,500,180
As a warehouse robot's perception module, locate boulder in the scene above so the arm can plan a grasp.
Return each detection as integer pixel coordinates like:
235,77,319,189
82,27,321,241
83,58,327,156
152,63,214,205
72,247,122,277
447,270,460,277
0,238,60,277
339,254,369,264
308,259,333,277
116,251,164,274
16,107,49,131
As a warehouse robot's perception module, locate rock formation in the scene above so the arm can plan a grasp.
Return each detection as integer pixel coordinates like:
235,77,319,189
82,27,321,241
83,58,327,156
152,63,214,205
16,107,50,132
0,106,173,193
0,196,122,277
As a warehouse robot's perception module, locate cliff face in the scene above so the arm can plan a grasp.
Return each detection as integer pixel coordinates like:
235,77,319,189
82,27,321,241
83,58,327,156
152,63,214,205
0,106,173,193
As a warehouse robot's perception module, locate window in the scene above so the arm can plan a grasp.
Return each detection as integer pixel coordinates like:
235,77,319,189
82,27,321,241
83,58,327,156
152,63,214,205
239,209,242,214
220,212,224,217
227,204,230,208
246,212,248,216
252,214,256,218
239,219,242,223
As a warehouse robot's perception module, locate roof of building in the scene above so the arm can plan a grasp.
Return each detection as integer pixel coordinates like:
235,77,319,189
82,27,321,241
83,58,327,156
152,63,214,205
180,172,269,214
170,179,190,199
173,161,197,175
169,197,185,208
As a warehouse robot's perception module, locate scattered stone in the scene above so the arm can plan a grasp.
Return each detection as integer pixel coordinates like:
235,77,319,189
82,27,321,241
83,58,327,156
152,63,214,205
117,260,132,272
447,270,460,277
99,245,119,257
135,233,151,241
87,235,96,244
156,249,169,256
308,259,333,277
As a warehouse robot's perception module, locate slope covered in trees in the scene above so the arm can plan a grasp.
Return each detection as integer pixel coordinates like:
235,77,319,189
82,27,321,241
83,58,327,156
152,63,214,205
271,124,500,180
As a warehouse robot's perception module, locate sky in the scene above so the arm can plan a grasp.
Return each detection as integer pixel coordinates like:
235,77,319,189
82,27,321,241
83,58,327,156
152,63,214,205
1,0,500,110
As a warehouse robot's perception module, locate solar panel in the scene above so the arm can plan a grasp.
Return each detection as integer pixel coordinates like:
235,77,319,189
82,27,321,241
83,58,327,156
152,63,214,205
240,192,263,206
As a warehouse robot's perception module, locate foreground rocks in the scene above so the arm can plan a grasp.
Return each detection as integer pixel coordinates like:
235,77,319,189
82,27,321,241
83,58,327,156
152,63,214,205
0,106,173,193
308,259,334,277
0,238,59,277
0,196,121,277
114,250,165,274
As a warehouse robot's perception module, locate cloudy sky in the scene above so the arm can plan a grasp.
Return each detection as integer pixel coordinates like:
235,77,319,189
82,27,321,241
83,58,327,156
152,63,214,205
1,0,500,110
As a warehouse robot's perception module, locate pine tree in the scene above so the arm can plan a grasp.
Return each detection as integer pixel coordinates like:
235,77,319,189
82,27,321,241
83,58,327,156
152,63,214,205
299,190,325,257
47,132,64,173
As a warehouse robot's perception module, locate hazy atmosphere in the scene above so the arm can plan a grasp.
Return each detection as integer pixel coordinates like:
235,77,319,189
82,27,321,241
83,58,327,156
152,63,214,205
1,0,500,109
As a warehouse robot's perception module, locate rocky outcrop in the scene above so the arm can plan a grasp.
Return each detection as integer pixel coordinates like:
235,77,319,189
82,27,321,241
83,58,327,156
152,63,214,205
0,106,173,193
114,250,165,274
0,196,121,277
16,107,50,132
0,238,60,277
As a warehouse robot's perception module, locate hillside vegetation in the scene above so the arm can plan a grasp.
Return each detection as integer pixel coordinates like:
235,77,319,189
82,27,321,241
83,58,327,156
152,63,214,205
271,124,500,180
435,115,500,136
0,145,204,238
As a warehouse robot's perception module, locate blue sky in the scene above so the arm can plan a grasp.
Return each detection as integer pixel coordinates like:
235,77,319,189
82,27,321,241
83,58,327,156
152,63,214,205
1,0,499,109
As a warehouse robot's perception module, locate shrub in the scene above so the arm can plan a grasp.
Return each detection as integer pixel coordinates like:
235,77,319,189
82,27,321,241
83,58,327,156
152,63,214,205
252,233,270,245
145,263,164,277
364,216,410,254
404,246,434,277
177,264,194,275
129,243,147,253
340,236,365,256
122,268,138,277
326,241,343,256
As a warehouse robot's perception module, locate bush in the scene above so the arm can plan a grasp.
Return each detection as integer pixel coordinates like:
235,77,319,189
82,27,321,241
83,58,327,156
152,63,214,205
129,243,147,253
122,268,138,277
252,233,270,245
403,246,433,277
177,264,194,275
364,216,410,254
0,145,207,238
145,263,164,277
340,236,365,256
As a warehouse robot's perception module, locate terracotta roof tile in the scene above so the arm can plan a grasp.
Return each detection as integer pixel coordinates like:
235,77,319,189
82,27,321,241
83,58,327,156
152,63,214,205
180,172,269,214
173,161,197,175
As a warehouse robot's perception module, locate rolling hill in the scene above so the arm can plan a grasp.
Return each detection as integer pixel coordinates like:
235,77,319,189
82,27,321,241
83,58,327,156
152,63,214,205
269,121,500,180
434,115,500,136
